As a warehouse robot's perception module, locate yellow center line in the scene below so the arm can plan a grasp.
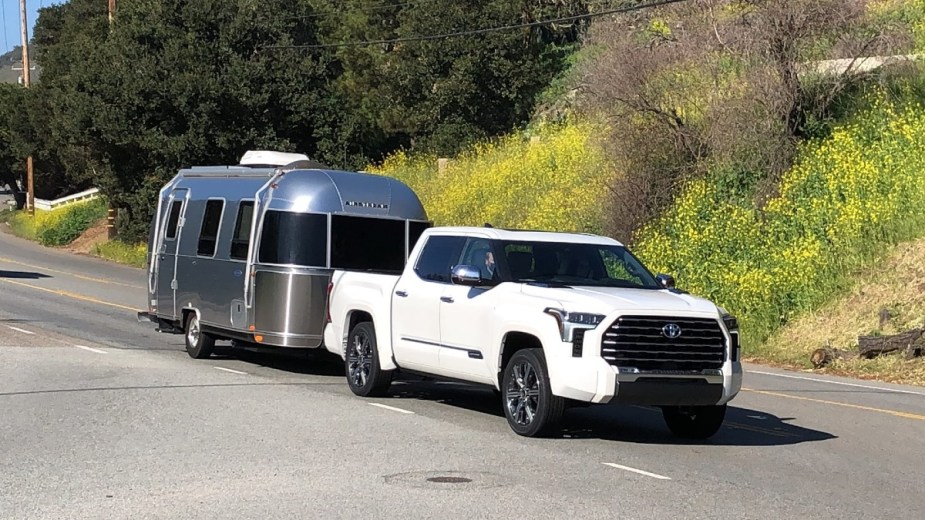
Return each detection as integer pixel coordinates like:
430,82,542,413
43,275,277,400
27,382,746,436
0,278,142,313
742,388,925,421
0,255,144,289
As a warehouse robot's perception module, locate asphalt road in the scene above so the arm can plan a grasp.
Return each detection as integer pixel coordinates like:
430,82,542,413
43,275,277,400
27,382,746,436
1,228,924,519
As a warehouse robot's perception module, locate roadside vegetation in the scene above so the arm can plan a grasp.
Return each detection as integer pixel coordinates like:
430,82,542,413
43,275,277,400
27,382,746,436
92,240,147,268
373,121,608,233
760,236,925,386
3,199,106,246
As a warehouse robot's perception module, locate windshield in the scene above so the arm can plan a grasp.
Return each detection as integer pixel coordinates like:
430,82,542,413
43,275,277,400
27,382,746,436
496,240,660,289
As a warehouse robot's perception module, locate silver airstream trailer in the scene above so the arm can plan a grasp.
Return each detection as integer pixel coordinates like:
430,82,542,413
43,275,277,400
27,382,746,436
138,151,431,359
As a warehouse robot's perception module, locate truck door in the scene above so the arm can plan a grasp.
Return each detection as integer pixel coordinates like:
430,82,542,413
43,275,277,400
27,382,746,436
391,235,466,371
155,188,189,320
437,237,498,383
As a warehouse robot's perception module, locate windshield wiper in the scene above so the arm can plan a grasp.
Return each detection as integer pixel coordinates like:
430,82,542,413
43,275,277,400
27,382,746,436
518,278,572,288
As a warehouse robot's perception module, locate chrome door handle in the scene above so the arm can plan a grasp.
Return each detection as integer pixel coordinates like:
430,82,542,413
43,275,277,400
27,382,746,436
440,296,454,303
395,290,408,297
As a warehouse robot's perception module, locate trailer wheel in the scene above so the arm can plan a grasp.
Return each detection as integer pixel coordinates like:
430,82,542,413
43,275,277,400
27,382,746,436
345,322,392,397
184,313,215,359
502,348,565,437
661,404,727,439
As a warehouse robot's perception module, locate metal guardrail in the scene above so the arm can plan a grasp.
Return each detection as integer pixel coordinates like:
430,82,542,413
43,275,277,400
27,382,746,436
32,188,101,211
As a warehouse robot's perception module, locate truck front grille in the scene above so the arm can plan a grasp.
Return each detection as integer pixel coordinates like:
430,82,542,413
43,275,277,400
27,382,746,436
601,316,726,371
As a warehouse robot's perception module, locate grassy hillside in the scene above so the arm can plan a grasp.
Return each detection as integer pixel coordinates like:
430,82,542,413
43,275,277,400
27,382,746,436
760,236,925,385
634,94,925,351
373,121,608,233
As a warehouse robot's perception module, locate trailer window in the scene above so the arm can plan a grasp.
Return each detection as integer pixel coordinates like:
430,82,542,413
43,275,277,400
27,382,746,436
197,200,224,257
165,200,183,240
230,201,254,260
331,216,405,272
259,211,327,267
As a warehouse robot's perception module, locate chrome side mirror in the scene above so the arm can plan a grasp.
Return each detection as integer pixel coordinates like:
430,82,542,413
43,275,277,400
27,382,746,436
451,265,483,286
656,274,675,289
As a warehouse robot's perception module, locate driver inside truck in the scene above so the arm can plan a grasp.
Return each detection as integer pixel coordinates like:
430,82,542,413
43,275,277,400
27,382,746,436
467,241,498,281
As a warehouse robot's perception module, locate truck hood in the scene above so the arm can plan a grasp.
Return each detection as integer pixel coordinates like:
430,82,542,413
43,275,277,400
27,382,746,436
520,284,720,316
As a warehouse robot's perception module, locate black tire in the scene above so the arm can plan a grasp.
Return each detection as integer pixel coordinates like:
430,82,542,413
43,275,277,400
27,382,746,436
501,348,565,437
661,404,727,439
184,313,215,359
345,322,392,397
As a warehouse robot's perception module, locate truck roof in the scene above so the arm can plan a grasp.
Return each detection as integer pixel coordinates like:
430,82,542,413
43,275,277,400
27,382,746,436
425,226,623,246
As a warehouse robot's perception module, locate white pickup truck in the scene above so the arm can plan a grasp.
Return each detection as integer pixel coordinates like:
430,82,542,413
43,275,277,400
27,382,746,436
324,226,742,438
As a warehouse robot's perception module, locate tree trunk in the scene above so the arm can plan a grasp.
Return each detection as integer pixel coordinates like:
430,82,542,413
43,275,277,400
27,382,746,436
857,330,924,359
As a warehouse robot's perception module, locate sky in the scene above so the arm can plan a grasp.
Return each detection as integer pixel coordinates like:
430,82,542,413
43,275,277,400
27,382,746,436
1,0,47,55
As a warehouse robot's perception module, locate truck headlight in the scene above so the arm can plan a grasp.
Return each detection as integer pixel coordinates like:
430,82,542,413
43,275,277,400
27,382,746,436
544,308,606,346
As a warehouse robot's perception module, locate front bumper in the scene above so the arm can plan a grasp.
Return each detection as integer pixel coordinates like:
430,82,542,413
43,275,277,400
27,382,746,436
550,355,743,405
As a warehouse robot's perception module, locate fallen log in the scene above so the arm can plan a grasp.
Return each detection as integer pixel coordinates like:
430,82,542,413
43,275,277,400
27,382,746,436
810,347,859,368
857,329,923,360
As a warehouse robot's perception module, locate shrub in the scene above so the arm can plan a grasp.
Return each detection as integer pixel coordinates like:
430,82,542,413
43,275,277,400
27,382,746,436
633,95,925,352
371,121,610,233
93,240,148,268
6,200,108,246
34,199,108,246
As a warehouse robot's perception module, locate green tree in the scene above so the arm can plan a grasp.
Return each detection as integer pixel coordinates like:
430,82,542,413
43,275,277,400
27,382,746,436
34,0,342,241
316,0,590,156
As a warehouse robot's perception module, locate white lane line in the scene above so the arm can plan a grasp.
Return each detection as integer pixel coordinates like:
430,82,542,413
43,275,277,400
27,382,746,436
213,367,248,375
368,403,415,415
73,345,108,354
6,326,35,335
748,370,925,396
602,463,671,480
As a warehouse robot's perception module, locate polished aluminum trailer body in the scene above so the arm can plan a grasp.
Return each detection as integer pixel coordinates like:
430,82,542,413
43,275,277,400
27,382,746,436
143,157,429,348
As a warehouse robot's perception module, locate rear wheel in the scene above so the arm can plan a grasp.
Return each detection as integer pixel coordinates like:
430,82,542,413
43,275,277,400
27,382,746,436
502,349,565,437
345,322,392,397
661,404,727,439
184,313,215,359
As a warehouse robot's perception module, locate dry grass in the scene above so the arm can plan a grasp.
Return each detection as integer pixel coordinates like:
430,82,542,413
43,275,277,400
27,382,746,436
752,237,925,386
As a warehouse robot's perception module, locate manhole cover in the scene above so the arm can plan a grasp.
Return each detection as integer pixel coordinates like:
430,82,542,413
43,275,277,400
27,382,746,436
427,476,472,484
383,470,508,490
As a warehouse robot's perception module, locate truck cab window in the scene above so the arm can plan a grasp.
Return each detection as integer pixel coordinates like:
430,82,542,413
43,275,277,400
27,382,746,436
165,200,183,240
229,201,254,260
197,200,224,257
413,236,466,283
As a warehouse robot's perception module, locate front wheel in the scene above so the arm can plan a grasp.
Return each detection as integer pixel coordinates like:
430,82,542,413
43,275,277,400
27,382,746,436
184,313,215,359
345,322,392,397
501,348,565,437
661,404,727,439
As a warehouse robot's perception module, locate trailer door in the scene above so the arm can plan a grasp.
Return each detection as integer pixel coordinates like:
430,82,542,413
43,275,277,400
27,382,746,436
155,188,189,320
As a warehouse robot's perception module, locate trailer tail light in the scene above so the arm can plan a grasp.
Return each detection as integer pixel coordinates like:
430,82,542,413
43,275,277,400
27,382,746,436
325,282,333,323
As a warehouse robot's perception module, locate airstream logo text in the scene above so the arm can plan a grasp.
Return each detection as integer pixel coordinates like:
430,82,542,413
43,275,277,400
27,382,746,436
345,201,389,209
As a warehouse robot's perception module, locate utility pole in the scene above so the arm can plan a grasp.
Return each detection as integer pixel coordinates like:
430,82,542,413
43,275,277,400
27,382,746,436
106,0,117,239
19,0,33,217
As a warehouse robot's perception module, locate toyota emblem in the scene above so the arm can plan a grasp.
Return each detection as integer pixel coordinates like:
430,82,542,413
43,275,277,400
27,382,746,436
662,323,682,339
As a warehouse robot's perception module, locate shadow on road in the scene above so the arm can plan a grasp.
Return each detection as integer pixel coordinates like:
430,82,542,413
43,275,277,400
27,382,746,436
0,270,51,280
386,380,837,446
211,344,345,377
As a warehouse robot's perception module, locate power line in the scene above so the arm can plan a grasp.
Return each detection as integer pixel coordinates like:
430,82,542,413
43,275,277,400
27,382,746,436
266,0,688,51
